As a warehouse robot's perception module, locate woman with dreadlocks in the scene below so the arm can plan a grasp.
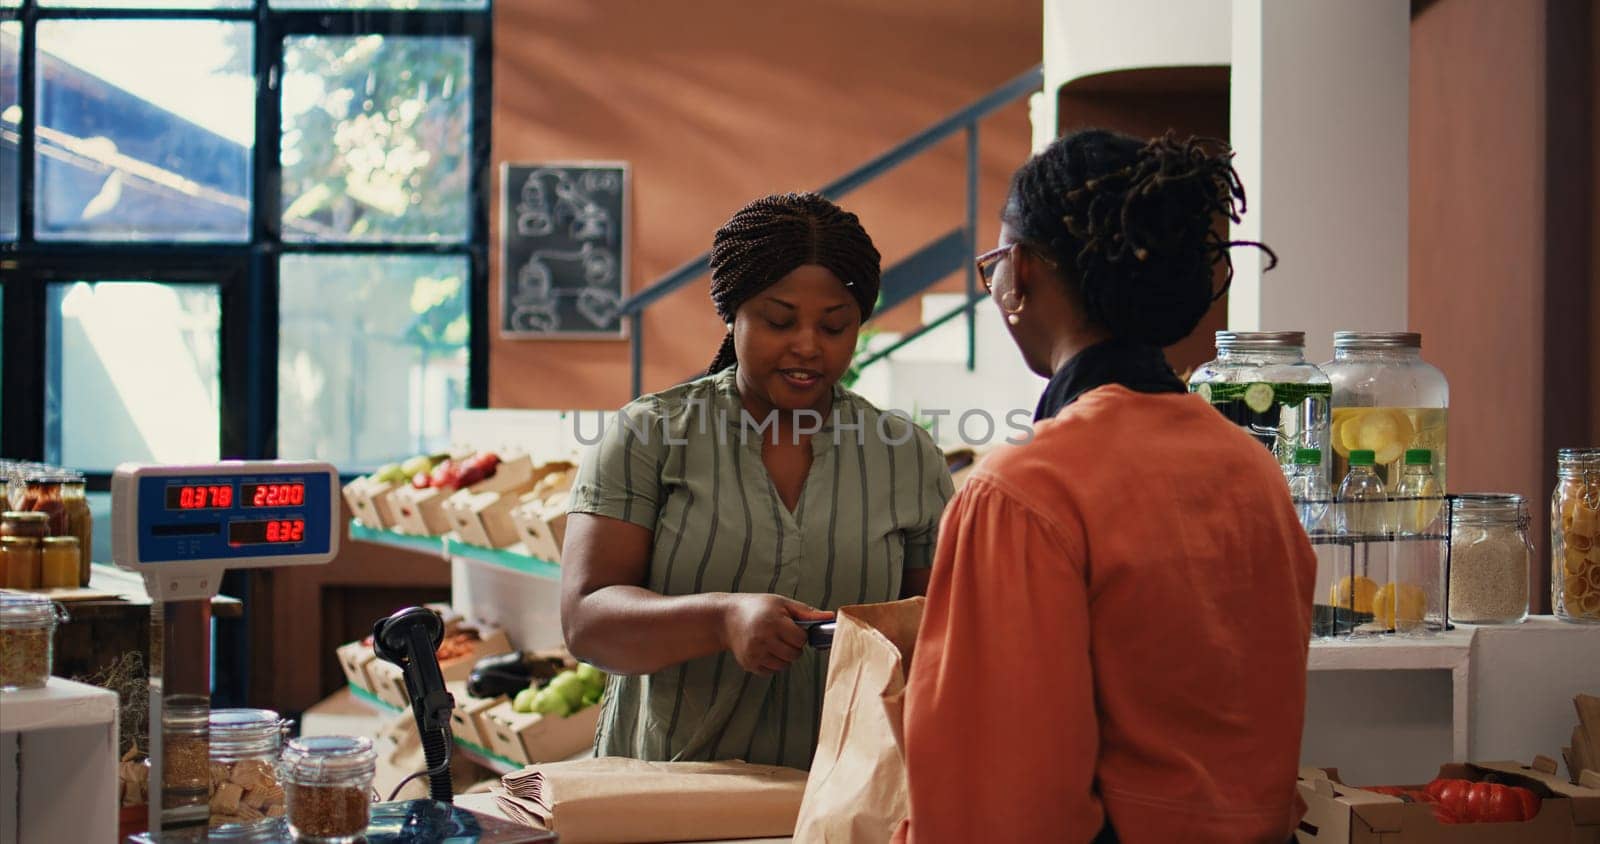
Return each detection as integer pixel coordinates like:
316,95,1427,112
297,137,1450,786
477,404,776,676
898,130,1315,843
561,192,952,769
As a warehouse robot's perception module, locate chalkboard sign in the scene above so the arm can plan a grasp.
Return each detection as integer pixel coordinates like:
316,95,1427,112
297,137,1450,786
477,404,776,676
499,162,630,338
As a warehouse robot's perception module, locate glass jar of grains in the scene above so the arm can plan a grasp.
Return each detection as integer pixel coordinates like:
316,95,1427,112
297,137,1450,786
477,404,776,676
280,735,376,843
1447,494,1531,625
40,536,79,589
0,592,67,691
209,708,288,833
1553,448,1600,624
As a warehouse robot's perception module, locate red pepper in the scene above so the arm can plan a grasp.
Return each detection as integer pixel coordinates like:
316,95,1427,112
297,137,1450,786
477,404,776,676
1516,787,1542,820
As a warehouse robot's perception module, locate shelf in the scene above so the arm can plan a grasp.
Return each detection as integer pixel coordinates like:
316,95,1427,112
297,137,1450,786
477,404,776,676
446,538,562,582
346,685,522,775
1307,627,1472,671
0,677,119,732
349,521,447,556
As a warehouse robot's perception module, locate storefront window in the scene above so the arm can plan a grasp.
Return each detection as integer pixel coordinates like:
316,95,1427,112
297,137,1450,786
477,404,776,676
281,35,471,244
39,0,250,7
35,19,254,242
278,254,468,469
1,21,19,242
271,0,485,9
44,282,222,471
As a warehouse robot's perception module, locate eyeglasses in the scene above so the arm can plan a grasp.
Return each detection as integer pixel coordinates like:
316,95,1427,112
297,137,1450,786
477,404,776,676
974,244,1014,292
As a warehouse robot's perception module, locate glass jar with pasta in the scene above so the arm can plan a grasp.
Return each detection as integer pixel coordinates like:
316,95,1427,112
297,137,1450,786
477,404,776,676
1553,448,1600,623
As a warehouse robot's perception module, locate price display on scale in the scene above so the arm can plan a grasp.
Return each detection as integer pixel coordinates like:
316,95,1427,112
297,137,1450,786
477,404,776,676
112,460,340,600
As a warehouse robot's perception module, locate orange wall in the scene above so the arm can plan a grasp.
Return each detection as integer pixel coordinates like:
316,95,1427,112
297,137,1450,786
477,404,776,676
489,0,1041,409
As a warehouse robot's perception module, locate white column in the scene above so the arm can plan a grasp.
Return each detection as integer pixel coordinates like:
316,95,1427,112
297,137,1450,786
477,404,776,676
1229,0,1411,362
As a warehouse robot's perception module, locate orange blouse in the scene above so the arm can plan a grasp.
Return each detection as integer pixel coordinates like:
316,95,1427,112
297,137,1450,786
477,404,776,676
899,386,1315,844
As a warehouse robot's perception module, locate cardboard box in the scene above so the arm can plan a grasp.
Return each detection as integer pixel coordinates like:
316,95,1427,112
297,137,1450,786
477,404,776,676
388,485,454,536
446,680,505,750
364,657,411,711
1297,759,1600,843
509,492,570,563
443,487,532,549
343,476,402,531
481,699,601,765
336,640,379,694
438,627,513,684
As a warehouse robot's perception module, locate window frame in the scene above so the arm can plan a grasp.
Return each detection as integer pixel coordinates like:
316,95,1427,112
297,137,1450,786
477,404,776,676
0,0,492,482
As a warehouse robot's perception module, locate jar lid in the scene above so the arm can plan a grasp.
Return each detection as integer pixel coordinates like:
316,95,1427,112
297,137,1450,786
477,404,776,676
0,592,66,626
42,536,79,548
282,735,376,783
1451,493,1527,523
1333,331,1422,350
1216,331,1306,350
211,708,285,749
1,536,40,547
1557,448,1600,464
162,693,212,729
2,512,50,524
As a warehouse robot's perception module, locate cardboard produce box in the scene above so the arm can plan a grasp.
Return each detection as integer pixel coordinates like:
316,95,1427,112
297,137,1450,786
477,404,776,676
1297,759,1600,843
365,657,411,710
481,699,601,765
444,487,533,549
437,627,513,684
337,640,379,694
510,494,569,563
388,484,454,536
343,476,402,530
446,680,505,750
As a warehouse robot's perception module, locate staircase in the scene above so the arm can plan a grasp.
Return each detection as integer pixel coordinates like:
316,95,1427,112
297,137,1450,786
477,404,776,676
616,66,1046,449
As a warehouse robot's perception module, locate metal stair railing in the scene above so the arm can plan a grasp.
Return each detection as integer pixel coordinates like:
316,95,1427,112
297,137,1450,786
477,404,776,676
618,65,1043,398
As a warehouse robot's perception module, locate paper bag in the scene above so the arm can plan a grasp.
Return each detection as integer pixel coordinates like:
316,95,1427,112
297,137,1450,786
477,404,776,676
794,597,925,843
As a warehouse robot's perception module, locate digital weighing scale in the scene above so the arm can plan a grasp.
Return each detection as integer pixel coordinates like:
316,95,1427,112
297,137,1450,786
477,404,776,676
111,461,555,843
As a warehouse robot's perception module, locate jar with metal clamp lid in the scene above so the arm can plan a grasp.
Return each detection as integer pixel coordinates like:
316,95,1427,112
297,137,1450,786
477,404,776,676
208,708,288,834
1553,448,1600,623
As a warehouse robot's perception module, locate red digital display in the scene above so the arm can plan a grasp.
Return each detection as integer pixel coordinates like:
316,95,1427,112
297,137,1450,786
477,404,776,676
242,483,306,508
166,484,234,510
229,519,305,546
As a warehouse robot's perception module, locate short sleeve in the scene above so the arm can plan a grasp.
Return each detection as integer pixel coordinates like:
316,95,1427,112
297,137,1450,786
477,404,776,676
567,398,667,530
903,429,956,570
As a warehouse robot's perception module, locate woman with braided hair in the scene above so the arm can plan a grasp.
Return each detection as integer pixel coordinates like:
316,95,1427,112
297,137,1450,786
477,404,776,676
899,130,1315,843
561,192,952,769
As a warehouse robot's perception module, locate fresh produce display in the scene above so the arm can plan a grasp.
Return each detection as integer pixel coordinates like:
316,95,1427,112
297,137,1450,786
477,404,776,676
1360,778,1543,824
366,454,448,487
416,452,502,492
511,663,608,718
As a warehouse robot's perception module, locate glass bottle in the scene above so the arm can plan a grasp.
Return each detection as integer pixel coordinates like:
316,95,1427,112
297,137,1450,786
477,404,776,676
1553,448,1600,624
281,735,376,843
210,708,288,834
1189,331,1332,472
1449,494,1530,625
1337,449,1394,637
0,592,66,690
1394,449,1444,535
40,536,79,589
1322,331,1449,492
1288,447,1333,534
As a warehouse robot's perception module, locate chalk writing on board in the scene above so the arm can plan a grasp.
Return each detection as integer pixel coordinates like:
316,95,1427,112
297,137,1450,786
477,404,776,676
500,162,628,338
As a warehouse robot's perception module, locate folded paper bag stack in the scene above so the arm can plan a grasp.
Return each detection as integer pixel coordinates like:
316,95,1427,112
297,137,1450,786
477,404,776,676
494,756,808,844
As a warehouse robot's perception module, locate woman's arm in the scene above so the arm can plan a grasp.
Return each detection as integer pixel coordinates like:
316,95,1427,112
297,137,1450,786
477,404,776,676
560,513,830,676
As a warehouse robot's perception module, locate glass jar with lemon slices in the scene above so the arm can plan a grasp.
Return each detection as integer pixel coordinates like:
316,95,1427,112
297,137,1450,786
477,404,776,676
1322,332,1449,494
1188,331,1332,473
1553,448,1600,624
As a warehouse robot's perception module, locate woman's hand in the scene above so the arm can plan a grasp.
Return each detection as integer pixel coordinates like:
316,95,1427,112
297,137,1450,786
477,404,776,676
719,594,833,675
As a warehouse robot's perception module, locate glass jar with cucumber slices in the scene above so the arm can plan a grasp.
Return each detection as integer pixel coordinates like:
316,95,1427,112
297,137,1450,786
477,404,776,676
1188,331,1332,472
1321,332,1449,493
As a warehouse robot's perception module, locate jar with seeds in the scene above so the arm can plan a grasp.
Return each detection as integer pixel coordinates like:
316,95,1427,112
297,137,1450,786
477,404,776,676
280,735,375,843
0,592,66,690
1448,494,1530,625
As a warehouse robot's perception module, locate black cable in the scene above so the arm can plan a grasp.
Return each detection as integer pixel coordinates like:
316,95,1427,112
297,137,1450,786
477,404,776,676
387,726,454,802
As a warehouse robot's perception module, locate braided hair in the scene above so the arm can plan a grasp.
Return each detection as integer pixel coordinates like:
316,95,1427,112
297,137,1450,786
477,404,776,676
1003,129,1277,347
705,192,882,375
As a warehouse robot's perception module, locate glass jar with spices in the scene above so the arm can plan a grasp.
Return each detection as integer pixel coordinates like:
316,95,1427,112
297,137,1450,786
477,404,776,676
209,709,288,833
40,536,79,589
280,735,376,844
161,694,213,823
1448,494,1530,625
19,475,69,537
1553,448,1600,624
0,592,67,691
1189,331,1332,472
2,536,42,589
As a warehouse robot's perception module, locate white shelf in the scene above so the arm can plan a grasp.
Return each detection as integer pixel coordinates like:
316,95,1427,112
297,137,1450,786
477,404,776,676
0,676,118,732
1308,627,1472,672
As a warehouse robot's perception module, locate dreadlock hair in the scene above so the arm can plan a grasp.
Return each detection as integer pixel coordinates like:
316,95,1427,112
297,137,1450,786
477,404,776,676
705,192,882,376
1002,128,1277,348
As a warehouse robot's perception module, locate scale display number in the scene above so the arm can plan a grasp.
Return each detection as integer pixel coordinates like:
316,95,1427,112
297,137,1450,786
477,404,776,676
166,484,234,510
229,519,306,546
242,482,306,508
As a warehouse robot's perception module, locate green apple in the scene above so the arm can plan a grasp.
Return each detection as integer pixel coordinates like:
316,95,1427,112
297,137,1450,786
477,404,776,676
547,672,587,709
513,687,538,713
531,688,572,718
401,455,434,477
576,663,605,692
580,688,602,707
373,463,405,484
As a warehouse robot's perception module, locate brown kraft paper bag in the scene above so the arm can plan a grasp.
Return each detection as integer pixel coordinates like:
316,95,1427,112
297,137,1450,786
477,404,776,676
794,597,925,843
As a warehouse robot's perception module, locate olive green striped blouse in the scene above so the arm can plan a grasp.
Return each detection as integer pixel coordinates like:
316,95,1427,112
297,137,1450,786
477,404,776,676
568,366,953,769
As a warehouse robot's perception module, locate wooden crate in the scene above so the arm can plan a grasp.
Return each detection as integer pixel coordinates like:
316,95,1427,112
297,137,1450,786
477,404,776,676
481,699,601,765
